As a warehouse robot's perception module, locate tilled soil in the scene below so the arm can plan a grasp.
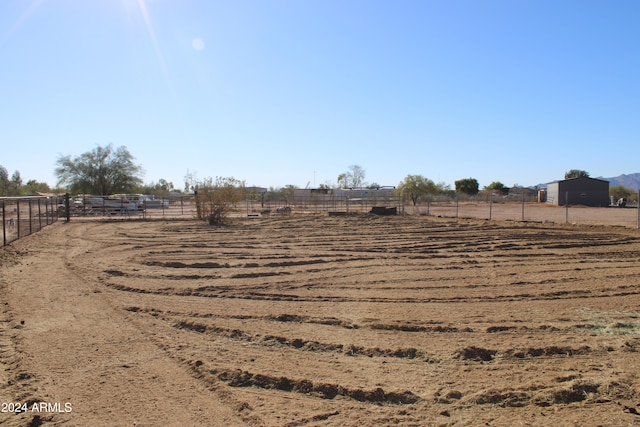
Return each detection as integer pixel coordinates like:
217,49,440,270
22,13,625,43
2,215,640,426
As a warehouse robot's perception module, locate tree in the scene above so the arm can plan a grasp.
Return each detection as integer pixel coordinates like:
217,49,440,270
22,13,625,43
139,179,175,196
610,185,634,201
484,181,509,195
337,165,366,188
194,177,246,224
455,178,479,195
565,169,589,179
10,171,22,193
0,166,9,196
0,167,23,196
55,144,143,195
22,180,51,195
396,174,437,206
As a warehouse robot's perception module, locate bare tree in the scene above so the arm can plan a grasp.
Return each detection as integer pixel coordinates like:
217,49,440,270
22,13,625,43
337,165,366,188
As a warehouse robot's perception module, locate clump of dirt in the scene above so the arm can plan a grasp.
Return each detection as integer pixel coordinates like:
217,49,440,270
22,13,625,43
505,345,591,359
435,389,463,404
532,380,600,406
272,313,305,322
145,261,229,269
211,368,420,404
486,326,518,333
467,389,530,407
455,346,497,362
371,323,466,333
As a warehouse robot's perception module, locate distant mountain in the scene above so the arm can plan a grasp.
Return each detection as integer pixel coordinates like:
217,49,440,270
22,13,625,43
600,173,640,191
530,173,640,190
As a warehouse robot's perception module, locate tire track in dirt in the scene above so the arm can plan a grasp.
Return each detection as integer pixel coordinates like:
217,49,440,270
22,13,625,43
8,215,640,426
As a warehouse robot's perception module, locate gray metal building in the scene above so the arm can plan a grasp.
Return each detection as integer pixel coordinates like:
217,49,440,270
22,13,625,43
546,177,609,206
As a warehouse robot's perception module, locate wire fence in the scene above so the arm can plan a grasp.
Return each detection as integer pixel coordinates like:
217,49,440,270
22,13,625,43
408,192,640,228
1,196,64,246
62,193,405,220
5,191,639,243
245,194,404,216
67,194,195,219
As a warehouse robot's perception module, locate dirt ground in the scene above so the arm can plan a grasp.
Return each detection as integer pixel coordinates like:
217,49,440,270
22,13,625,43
2,214,640,426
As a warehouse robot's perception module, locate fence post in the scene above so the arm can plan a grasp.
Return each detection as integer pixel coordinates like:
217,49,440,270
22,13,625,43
2,201,5,246
521,191,525,221
28,199,32,235
16,200,20,239
456,194,459,218
65,193,71,222
489,192,493,220
38,199,42,231
637,190,640,229
565,191,569,224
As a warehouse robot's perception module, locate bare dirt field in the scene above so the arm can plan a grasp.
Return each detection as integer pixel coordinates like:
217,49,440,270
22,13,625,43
2,214,640,426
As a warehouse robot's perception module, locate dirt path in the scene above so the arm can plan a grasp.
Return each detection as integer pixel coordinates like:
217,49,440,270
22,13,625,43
0,222,242,426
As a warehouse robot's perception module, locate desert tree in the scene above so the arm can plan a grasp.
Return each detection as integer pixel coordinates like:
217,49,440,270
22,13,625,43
0,166,10,196
194,176,246,224
55,144,143,195
455,178,479,195
564,169,590,179
484,181,509,195
396,174,437,206
610,185,634,201
139,178,175,196
22,180,51,196
0,167,24,196
337,165,366,188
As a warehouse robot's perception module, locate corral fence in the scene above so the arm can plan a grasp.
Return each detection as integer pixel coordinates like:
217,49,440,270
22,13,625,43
64,192,405,220
23,190,640,230
1,195,64,246
245,193,405,217
409,191,640,228
67,194,195,219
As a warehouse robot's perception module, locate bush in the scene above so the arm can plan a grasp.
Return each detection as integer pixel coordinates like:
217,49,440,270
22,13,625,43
194,177,245,225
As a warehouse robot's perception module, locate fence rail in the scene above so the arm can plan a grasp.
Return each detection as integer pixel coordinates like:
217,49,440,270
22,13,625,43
409,193,640,228
1,196,64,246
245,194,405,216
13,191,638,231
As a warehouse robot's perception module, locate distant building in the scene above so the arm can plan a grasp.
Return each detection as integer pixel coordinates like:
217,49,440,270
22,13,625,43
546,177,609,206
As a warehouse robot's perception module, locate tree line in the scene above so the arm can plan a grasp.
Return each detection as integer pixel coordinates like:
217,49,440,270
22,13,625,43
3,145,637,205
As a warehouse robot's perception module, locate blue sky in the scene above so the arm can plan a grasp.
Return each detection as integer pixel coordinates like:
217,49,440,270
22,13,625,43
1,0,638,191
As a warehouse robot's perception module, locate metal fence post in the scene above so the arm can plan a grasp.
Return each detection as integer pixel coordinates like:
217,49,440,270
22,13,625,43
565,191,569,224
2,201,5,246
16,200,20,239
489,192,493,220
65,193,71,222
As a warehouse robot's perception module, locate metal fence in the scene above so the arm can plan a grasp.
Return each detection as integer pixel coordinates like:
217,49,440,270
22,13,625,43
245,194,405,216
408,192,640,228
66,194,196,219
64,193,405,220
1,196,63,246
15,191,639,230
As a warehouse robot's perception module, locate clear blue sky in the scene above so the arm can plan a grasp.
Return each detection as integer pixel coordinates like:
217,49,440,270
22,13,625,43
1,0,638,191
